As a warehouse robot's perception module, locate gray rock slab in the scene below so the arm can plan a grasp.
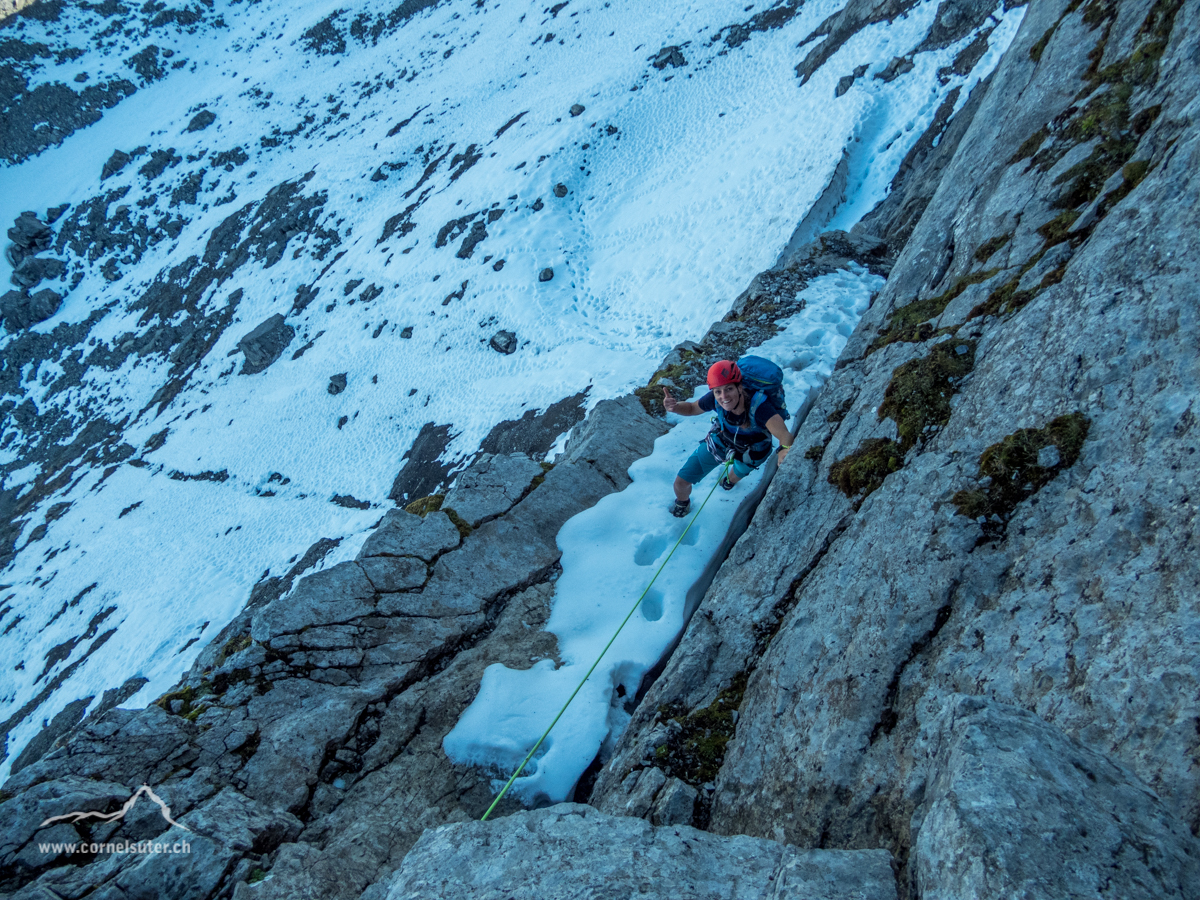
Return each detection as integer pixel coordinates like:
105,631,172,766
250,561,376,643
239,679,376,814
357,555,427,593
444,452,544,525
357,509,460,561
181,786,302,854
561,395,669,488
0,776,133,876
913,697,1200,899
92,828,233,900
384,804,897,900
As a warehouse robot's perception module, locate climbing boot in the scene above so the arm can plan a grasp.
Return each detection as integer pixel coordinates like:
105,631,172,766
671,498,690,518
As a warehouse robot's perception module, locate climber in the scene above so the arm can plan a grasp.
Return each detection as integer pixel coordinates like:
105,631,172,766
663,358,792,518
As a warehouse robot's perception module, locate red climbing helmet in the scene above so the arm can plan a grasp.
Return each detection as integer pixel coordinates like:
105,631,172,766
706,360,742,388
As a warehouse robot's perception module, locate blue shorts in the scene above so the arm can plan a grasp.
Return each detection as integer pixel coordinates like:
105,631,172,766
677,443,755,485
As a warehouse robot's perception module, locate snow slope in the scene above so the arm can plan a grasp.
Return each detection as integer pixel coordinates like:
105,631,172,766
0,0,1022,778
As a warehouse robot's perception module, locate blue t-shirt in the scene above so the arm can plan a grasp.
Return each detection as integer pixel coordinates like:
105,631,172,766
698,390,780,457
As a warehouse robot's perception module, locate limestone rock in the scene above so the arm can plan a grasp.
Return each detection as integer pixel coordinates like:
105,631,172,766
357,555,427,593
650,776,697,826
357,509,460,561
182,786,302,853
384,804,898,900
913,697,1200,899
444,453,544,525
250,561,376,643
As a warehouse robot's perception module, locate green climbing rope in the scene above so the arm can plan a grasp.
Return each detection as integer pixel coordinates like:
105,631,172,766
480,460,732,821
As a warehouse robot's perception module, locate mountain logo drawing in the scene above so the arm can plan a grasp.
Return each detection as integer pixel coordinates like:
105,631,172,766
39,784,191,831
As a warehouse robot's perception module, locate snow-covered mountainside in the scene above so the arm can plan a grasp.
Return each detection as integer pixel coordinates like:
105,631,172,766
0,0,1015,778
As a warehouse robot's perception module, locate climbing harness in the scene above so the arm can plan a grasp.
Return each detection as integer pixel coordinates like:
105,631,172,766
480,459,734,821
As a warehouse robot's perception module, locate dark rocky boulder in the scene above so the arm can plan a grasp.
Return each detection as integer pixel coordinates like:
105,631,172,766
5,212,52,266
10,255,66,289
101,149,132,180
651,46,687,69
489,329,517,353
0,288,61,331
237,314,295,375
186,109,216,132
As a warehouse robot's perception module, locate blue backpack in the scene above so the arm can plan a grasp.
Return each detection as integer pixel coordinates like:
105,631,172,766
736,355,788,422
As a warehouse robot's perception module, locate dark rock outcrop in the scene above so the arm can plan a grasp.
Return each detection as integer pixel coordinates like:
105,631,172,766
489,329,517,353
10,255,66,289
5,211,52,266
237,314,294,375
0,288,61,331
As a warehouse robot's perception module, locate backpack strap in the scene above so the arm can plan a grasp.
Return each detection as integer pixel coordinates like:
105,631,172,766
713,390,772,464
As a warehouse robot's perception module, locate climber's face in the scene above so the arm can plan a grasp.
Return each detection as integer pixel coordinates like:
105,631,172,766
713,383,743,412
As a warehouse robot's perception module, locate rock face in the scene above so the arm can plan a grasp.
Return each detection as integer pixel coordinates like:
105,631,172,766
443,453,545,526
592,0,1200,897
385,804,898,900
913,697,1200,900
0,397,668,899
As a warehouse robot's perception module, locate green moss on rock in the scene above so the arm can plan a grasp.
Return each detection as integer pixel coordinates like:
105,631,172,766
827,438,905,504
654,672,749,787
974,234,1011,264
952,412,1092,537
156,681,216,718
868,274,996,354
878,340,976,451
405,494,472,538
216,632,252,667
